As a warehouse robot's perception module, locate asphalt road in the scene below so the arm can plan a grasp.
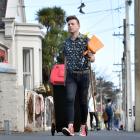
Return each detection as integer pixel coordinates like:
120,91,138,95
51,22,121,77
0,130,140,140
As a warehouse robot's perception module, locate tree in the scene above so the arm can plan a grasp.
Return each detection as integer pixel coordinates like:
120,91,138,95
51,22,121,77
96,76,120,103
42,29,68,82
36,7,66,32
36,7,68,84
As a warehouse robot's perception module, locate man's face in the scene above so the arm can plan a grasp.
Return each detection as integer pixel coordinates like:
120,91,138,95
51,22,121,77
67,19,80,33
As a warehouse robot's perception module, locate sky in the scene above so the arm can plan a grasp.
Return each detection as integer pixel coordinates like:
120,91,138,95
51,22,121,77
24,0,134,89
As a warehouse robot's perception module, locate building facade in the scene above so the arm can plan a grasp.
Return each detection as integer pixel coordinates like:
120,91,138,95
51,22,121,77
0,0,45,131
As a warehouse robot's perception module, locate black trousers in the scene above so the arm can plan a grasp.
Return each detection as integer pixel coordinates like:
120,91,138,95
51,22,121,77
89,112,99,128
65,71,90,125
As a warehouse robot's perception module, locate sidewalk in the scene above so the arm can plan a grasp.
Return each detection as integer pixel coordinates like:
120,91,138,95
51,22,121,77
0,130,140,140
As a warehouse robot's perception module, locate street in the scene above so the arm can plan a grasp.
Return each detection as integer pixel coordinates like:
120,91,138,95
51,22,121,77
0,130,140,140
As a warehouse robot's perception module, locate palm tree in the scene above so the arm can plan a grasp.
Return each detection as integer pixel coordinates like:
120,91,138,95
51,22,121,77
36,6,66,32
36,7,68,84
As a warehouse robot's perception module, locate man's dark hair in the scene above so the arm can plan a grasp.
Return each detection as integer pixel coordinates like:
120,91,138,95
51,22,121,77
66,15,80,24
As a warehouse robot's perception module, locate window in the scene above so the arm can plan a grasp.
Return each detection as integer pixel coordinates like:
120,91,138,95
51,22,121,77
23,49,33,90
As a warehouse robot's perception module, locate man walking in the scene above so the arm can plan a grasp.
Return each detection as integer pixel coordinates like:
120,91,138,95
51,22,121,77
62,15,95,136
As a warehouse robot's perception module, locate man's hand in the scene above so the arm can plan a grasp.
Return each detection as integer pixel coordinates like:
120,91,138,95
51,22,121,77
87,51,95,62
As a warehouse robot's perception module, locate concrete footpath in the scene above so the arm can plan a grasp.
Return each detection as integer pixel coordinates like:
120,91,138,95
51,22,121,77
0,130,140,140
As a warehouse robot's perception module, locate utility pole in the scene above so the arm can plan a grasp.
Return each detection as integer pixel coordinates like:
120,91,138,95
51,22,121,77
135,0,140,131
125,0,133,131
113,1,133,131
113,20,127,129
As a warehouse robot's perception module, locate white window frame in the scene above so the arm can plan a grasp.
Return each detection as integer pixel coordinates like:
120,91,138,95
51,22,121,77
23,48,34,90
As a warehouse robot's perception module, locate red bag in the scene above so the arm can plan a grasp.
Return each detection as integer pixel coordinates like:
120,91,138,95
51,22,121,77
50,64,65,85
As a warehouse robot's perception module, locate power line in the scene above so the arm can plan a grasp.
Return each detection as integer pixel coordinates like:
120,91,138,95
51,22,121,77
85,13,111,32
5,0,104,9
83,6,125,15
6,5,125,16
91,26,121,34
24,5,126,25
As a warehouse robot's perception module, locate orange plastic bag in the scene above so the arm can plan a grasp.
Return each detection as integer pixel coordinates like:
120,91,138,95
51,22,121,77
84,35,104,55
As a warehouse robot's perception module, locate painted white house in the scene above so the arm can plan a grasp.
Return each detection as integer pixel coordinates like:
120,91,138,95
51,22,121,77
1,0,45,90
0,0,45,132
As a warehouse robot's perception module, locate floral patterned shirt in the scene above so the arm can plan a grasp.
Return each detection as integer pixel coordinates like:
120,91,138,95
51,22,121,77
63,33,90,71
